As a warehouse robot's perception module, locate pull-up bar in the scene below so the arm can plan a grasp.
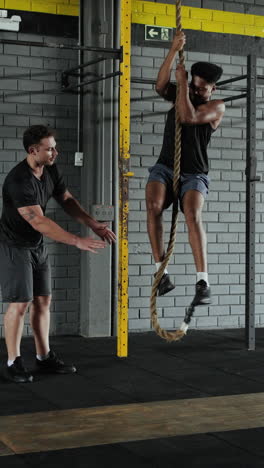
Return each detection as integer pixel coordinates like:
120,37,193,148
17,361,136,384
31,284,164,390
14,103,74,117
0,38,122,58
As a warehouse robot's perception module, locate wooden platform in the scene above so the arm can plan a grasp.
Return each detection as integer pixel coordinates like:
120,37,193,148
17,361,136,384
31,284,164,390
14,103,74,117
1,392,264,455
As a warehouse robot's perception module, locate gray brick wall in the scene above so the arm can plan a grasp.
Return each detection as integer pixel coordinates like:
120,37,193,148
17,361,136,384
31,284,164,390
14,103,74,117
0,32,80,338
129,42,264,332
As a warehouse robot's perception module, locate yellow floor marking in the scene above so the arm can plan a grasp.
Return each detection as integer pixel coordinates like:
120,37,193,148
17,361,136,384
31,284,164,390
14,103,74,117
1,392,264,455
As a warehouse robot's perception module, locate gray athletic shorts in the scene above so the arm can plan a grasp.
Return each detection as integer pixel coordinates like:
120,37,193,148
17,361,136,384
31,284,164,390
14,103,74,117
0,242,51,303
147,163,210,209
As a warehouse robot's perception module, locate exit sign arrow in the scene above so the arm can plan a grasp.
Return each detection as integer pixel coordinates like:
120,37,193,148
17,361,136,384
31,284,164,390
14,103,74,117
145,25,172,41
148,28,159,38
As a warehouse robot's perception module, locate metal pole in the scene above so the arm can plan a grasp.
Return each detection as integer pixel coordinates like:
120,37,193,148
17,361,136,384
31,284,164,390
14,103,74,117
112,0,121,337
117,0,132,357
77,0,84,153
245,54,259,351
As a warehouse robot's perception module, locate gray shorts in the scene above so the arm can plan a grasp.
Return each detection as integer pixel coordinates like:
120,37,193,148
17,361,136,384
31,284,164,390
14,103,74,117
147,163,210,209
0,242,51,303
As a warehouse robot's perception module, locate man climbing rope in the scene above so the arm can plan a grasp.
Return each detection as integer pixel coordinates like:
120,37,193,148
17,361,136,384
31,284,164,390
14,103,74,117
146,31,225,306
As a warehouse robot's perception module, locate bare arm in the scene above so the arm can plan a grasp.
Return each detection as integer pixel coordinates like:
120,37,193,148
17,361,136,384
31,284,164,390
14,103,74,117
55,190,116,244
55,190,97,229
178,90,225,127
156,31,185,97
17,205,106,253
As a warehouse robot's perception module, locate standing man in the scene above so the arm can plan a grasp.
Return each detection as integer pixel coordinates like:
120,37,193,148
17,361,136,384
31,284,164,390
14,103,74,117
0,125,116,383
146,31,225,304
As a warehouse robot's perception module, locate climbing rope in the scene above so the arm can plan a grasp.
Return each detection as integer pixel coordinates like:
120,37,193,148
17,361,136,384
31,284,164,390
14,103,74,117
150,0,195,342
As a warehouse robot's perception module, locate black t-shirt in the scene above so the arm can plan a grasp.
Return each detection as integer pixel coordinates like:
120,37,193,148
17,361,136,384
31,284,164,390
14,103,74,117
157,83,214,173
0,159,66,248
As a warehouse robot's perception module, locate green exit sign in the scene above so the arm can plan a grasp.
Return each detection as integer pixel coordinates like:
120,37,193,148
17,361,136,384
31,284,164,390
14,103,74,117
145,25,173,41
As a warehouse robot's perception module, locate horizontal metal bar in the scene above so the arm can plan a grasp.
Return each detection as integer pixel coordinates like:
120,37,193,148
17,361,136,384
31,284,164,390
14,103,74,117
132,75,249,87
217,85,247,92
131,77,155,85
2,71,58,80
217,75,248,86
68,71,122,89
3,87,247,102
131,77,246,92
3,70,121,98
222,93,248,102
63,58,106,76
3,89,63,98
0,39,122,58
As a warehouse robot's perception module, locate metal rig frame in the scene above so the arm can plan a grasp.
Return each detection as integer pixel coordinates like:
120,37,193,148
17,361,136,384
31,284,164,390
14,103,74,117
0,27,262,351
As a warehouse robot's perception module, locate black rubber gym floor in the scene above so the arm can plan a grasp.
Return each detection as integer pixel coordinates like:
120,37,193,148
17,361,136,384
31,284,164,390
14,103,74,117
1,328,264,467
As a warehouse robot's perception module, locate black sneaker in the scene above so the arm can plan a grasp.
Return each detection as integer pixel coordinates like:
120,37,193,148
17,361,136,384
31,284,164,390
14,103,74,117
5,357,33,383
155,273,175,296
35,350,77,374
192,280,211,306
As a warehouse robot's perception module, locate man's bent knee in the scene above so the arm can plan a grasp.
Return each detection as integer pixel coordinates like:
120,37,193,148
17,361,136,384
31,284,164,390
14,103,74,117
146,200,164,217
185,209,203,226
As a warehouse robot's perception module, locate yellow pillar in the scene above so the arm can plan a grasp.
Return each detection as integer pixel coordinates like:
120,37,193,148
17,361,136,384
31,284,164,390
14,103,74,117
117,0,132,357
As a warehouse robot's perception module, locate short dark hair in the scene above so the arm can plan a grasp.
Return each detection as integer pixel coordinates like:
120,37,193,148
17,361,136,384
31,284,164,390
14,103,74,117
191,62,223,84
23,125,55,152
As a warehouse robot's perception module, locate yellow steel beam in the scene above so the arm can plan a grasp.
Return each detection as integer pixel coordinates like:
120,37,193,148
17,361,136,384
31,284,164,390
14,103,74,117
117,0,132,357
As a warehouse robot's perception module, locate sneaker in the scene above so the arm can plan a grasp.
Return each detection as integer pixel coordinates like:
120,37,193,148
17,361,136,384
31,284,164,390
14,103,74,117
192,280,211,306
155,273,175,296
5,357,33,383
35,350,77,374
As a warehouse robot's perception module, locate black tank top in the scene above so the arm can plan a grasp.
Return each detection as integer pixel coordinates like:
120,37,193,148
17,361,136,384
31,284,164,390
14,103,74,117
157,104,214,174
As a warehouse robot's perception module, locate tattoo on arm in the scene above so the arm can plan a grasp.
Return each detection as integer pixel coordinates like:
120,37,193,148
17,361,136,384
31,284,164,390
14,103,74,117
19,208,37,222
